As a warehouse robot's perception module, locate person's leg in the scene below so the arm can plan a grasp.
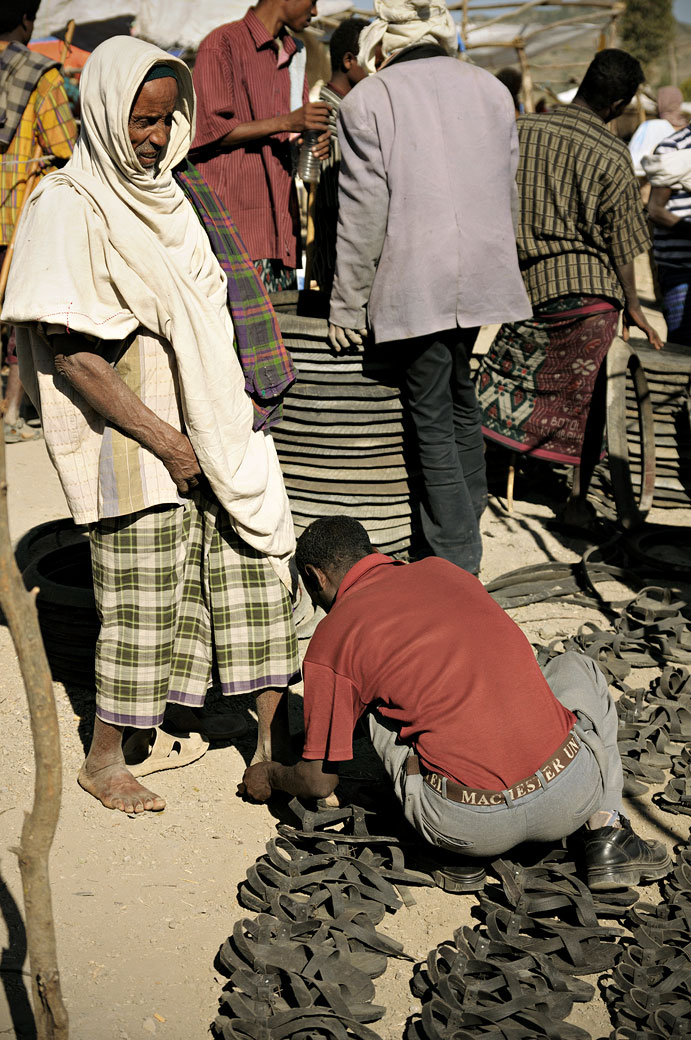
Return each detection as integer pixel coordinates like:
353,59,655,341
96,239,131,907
541,651,622,812
3,328,40,441
79,505,188,812
201,500,300,764
400,330,483,574
659,267,691,347
449,327,487,524
543,651,670,888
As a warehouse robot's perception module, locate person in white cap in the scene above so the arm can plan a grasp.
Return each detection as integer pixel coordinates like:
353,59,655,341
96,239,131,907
327,0,531,577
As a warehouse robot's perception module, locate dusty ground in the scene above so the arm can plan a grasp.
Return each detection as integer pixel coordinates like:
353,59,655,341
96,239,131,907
1,264,690,1040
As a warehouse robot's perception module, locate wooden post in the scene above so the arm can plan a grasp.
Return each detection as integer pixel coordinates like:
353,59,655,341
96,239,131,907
516,41,535,114
0,20,76,1037
0,432,69,1039
461,0,469,50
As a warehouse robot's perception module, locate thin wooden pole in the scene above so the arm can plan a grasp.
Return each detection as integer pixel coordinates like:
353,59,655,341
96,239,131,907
516,42,535,113
0,22,76,1038
461,0,469,49
0,436,69,1039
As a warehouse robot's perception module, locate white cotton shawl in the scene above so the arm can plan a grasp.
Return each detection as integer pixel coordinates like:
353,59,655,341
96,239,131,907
642,147,691,192
2,35,295,587
357,0,458,74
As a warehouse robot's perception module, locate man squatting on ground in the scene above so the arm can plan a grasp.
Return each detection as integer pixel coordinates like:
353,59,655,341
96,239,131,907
2,37,302,814
327,0,532,577
242,517,671,892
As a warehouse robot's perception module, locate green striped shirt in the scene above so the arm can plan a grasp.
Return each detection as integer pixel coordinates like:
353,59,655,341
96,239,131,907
516,104,650,308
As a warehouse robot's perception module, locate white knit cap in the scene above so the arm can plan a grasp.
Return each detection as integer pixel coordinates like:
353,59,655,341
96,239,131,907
357,0,459,74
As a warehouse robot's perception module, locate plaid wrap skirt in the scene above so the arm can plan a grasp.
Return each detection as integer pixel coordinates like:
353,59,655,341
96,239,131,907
90,493,300,728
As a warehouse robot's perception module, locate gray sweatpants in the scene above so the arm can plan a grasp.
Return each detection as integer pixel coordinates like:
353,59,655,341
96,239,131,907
368,651,622,859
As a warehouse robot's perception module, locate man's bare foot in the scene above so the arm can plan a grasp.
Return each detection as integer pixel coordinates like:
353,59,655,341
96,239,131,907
78,762,166,813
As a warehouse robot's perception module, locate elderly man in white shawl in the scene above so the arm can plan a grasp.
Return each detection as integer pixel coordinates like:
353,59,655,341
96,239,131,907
2,37,301,814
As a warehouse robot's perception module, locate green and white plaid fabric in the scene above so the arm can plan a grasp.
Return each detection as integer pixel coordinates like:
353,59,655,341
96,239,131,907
90,494,300,728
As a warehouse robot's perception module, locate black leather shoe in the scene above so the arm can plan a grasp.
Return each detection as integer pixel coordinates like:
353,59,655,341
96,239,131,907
582,815,672,890
427,847,486,893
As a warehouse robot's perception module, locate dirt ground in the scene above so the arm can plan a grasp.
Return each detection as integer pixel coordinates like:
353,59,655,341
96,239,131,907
1,262,690,1040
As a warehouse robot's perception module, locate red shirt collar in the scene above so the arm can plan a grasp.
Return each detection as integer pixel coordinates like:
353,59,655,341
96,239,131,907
334,553,404,603
243,7,297,56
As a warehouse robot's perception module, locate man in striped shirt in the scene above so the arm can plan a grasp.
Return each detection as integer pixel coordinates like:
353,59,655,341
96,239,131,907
312,17,368,294
648,124,691,346
191,0,331,293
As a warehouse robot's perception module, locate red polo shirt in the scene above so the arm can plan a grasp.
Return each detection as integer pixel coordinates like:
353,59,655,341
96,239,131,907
190,10,308,266
302,555,576,790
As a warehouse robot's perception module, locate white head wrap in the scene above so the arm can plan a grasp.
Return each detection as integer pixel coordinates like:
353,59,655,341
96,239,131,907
358,0,458,74
2,36,295,582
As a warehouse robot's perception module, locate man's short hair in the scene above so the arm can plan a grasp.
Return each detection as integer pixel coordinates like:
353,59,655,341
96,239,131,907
0,2,40,34
295,516,374,576
576,49,644,110
496,67,522,103
329,18,368,75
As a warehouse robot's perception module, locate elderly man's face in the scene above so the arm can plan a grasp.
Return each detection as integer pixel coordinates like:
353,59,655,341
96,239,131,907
128,77,178,171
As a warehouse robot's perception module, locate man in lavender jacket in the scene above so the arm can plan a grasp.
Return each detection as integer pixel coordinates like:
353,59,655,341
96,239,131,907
328,6,531,575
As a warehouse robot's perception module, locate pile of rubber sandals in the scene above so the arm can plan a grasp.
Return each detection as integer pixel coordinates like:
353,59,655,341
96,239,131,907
538,585,691,815
212,801,434,1040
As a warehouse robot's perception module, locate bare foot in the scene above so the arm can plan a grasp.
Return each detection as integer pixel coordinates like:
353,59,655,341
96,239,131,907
78,762,166,813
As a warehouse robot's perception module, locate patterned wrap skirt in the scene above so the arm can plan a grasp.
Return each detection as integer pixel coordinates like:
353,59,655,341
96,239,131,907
475,295,619,466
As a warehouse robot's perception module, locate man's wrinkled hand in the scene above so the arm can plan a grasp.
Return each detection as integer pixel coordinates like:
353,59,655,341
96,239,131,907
160,431,203,494
623,307,663,351
328,323,367,355
238,762,273,803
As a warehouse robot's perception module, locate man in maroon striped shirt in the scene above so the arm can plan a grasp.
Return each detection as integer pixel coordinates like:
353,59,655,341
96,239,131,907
191,0,330,292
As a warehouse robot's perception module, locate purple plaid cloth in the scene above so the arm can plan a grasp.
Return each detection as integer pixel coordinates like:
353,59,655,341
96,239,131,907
175,159,296,431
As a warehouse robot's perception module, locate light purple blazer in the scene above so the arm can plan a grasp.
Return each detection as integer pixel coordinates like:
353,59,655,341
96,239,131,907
329,56,532,342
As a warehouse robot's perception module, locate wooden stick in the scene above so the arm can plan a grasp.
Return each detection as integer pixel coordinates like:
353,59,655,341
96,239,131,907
0,434,69,1039
516,43,535,113
0,19,76,1038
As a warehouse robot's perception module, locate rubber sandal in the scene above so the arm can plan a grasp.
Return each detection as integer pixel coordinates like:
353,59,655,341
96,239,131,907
4,417,42,443
649,620,691,665
268,892,412,962
122,727,209,776
627,901,691,948
213,1006,383,1040
657,777,691,816
483,904,622,975
671,744,691,777
622,760,653,797
622,587,687,627
164,703,248,742
655,665,691,703
451,925,595,1003
617,687,656,724
617,739,671,778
